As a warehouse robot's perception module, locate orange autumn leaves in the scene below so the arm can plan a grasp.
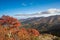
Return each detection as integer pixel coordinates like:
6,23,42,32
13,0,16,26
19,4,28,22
0,15,21,28
17,28,40,40
0,15,40,40
28,29,40,36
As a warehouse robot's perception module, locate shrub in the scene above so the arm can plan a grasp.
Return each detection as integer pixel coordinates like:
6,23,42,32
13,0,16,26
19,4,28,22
0,15,40,40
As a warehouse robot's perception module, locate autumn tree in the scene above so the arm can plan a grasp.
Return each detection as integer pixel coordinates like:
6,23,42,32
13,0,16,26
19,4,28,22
0,15,21,40
28,28,40,36
0,15,21,28
17,28,31,40
0,15,40,40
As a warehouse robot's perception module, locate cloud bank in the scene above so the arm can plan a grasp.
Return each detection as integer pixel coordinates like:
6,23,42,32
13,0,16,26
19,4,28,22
15,8,60,18
48,8,60,13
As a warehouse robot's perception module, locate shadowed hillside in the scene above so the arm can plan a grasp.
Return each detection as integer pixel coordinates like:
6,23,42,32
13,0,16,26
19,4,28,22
20,15,60,37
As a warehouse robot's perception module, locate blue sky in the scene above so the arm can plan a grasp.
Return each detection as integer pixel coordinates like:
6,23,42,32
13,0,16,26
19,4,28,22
0,0,60,19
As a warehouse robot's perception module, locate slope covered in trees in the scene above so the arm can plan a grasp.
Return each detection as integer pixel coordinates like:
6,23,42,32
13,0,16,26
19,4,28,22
0,15,40,40
21,15,60,37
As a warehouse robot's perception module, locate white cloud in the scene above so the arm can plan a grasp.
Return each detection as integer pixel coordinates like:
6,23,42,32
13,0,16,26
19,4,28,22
48,8,60,13
15,8,60,19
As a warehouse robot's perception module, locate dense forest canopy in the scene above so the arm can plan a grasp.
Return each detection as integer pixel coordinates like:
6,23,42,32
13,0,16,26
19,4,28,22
0,15,40,40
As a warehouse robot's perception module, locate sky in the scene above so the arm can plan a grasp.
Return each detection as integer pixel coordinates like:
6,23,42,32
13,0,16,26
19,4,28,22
0,0,60,19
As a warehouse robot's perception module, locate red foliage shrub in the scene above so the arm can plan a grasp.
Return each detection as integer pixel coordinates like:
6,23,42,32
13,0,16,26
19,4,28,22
0,15,21,40
28,28,40,36
17,28,31,40
0,15,21,28
0,15,40,40
18,28,28,37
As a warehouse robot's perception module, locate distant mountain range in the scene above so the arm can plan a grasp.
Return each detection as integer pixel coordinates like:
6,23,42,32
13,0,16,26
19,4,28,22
19,15,60,36
20,15,60,25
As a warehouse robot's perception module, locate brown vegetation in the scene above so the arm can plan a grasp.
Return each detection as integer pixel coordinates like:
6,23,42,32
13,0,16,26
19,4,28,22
0,15,40,40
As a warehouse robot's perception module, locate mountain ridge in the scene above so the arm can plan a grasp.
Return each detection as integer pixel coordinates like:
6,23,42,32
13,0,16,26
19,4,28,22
20,15,60,36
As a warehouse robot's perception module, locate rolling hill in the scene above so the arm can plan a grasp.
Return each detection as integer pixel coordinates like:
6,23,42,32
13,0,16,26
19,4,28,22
20,15,60,36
